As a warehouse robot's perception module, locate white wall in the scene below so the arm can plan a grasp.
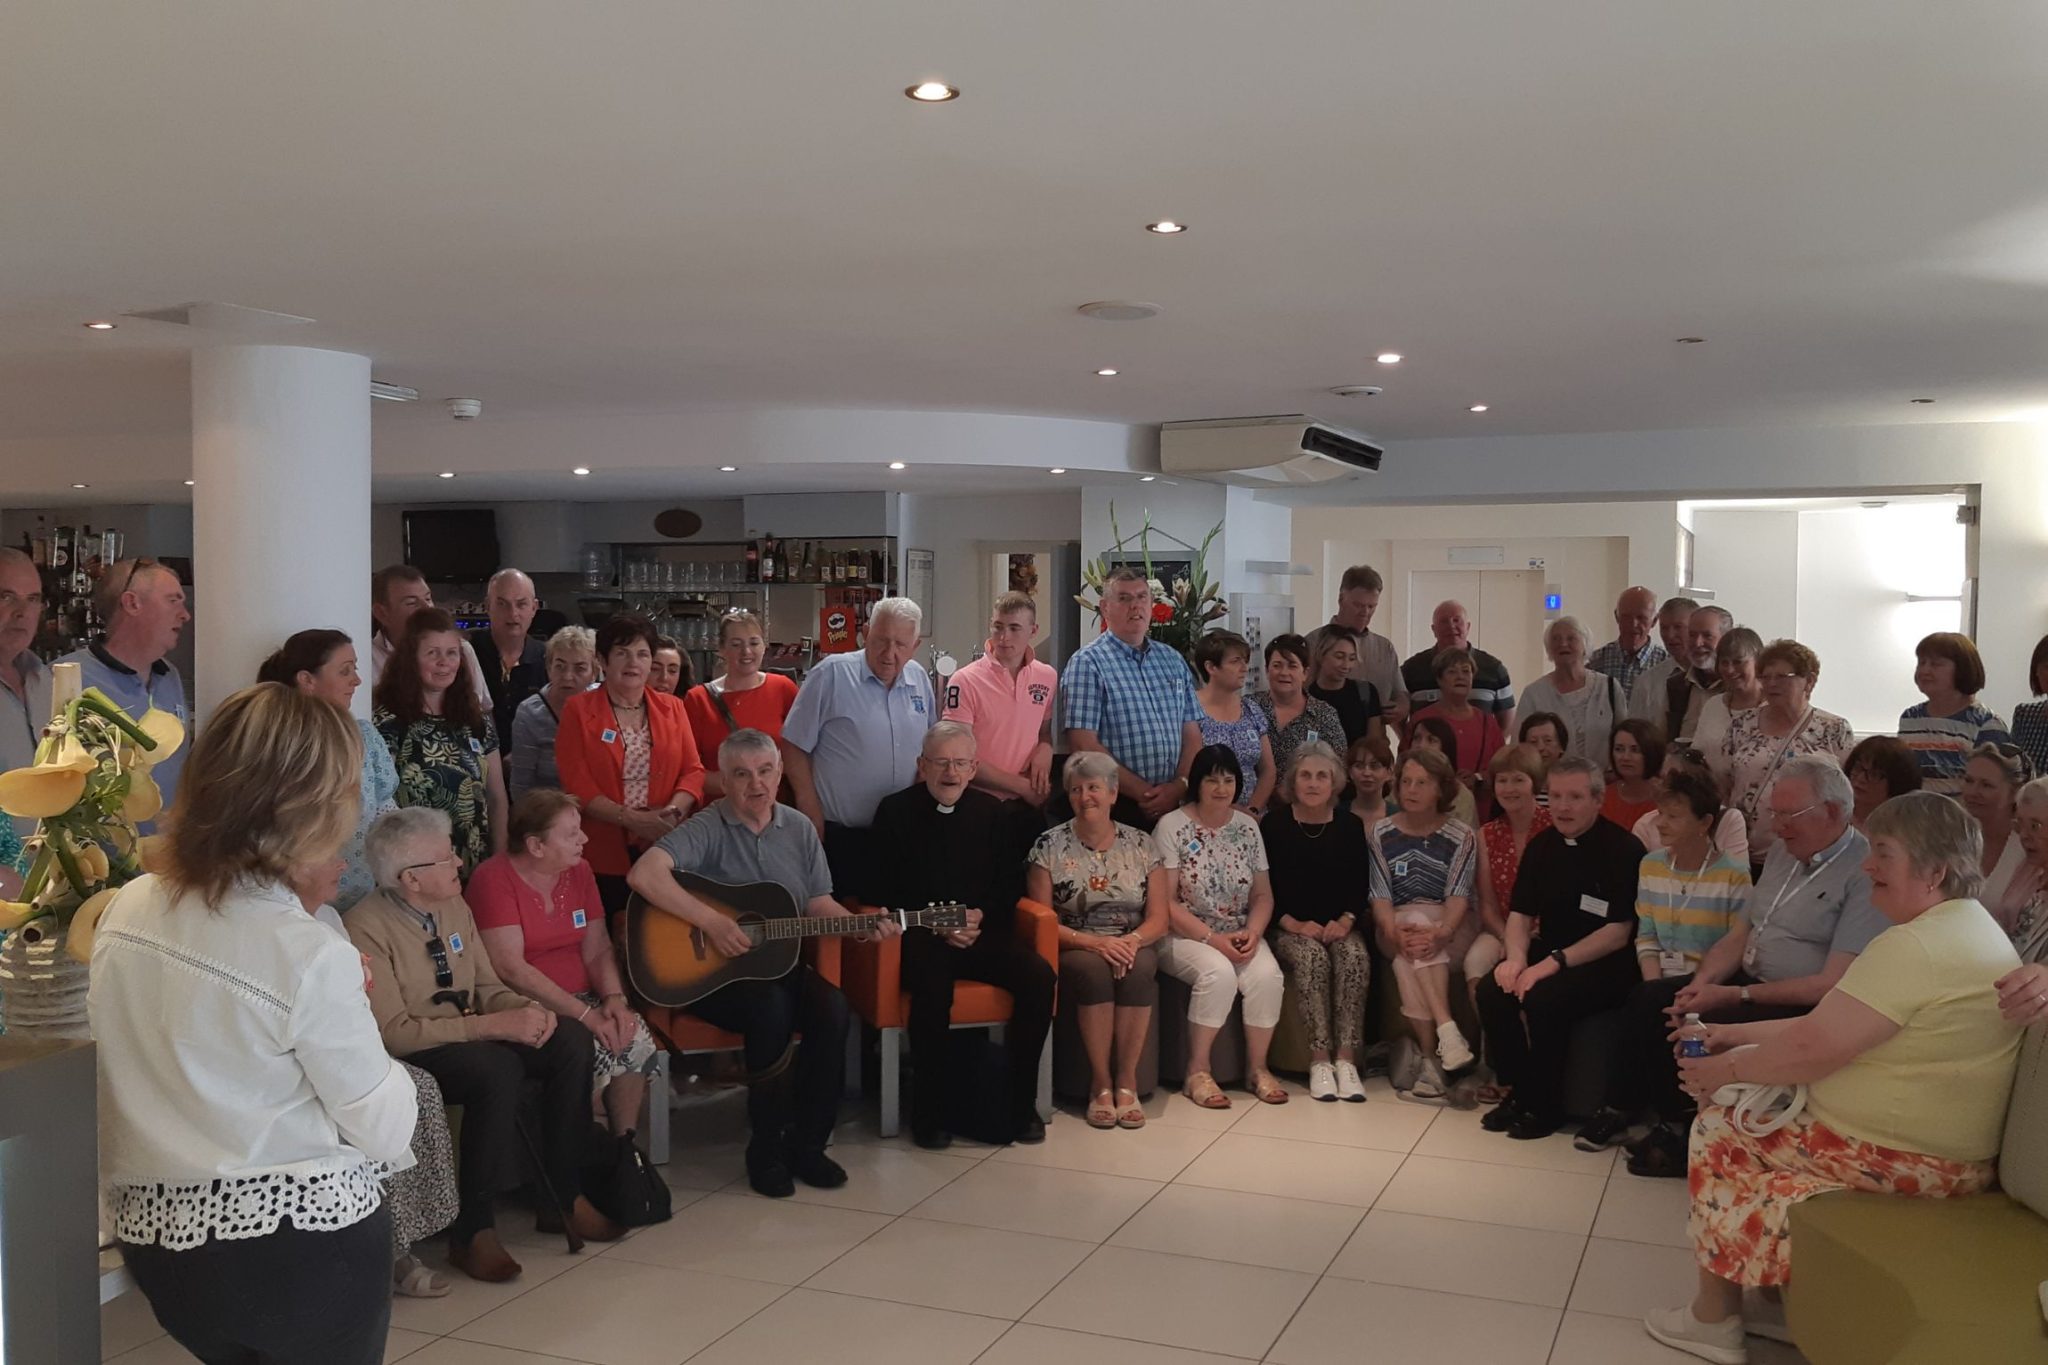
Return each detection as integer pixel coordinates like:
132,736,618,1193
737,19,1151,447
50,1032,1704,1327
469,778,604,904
1797,504,1967,735
894,490,1082,660
1689,509,1800,642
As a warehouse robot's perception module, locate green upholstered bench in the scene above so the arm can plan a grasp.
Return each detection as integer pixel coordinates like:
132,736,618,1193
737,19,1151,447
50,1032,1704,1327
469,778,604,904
1790,1022,2048,1363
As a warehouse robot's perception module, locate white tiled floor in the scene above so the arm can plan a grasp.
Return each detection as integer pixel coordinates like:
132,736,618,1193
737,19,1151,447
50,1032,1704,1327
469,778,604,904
102,1088,1812,1365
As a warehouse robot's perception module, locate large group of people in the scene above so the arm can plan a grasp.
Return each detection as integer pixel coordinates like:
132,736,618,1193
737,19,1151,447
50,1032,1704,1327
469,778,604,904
16,545,2046,1365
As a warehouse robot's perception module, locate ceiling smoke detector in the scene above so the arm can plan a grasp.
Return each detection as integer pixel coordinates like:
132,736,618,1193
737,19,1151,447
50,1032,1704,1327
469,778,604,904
1077,301,1162,322
446,397,482,420
1329,385,1382,398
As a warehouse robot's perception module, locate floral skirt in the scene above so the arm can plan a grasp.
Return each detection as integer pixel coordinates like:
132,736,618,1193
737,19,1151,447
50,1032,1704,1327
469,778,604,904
1687,1104,1994,1286
577,992,660,1088
386,1062,460,1253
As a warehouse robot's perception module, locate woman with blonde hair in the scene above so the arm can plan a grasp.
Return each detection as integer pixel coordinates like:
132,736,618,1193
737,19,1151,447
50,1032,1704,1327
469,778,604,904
91,684,417,1364
683,609,799,799
1264,741,1375,1101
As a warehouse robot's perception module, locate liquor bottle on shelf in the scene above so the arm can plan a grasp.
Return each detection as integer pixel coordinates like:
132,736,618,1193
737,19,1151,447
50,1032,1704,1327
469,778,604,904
761,536,777,583
745,540,760,583
829,549,843,584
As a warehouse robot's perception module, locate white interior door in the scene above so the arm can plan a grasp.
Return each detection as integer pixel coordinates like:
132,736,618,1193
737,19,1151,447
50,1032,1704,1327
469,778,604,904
1406,568,1546,685
1405,570,1481,659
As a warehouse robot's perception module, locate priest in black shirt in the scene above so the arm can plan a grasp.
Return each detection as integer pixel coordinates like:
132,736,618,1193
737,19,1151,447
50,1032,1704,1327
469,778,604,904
1475,755,1644,1139
872,721,1055,1149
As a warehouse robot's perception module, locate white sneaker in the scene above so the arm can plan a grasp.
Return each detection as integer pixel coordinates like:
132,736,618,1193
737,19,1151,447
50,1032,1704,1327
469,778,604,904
1643,1305,1748,1364
1333,1060,1368,1102
1437,1022,1475,1072
1308,1060,1339,1101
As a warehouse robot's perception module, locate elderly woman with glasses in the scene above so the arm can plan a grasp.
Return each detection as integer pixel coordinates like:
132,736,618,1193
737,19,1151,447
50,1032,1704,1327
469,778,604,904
1647,792,2023,1359
1718,639,1853,874
1517,616,1626,766
349,807,619,1284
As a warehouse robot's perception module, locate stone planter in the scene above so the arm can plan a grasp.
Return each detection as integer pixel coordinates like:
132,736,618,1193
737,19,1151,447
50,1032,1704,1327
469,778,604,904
0,922,90,1038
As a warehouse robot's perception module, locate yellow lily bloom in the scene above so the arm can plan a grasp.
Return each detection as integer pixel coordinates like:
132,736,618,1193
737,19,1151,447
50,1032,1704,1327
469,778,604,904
0,750,95,819
75,839,111,884
65,886,119,963
121,774,163,824
0,900,41,932
134,708,185,766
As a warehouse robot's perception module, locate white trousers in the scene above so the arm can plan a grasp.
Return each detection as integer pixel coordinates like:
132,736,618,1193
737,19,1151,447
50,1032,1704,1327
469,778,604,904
1155,936,1285,1030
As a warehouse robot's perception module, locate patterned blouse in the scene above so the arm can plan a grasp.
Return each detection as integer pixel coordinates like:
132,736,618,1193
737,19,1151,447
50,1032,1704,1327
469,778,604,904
1029,820,1159,937
1368,815,1480,907
1480,807,1553,913
1720,705,1854,859
620,724,653,810
1249,690,1346,781
374,707,499,875
1196,699,1270,792
1152,807,1269,934
2014,702,2048,789
339,717,399,911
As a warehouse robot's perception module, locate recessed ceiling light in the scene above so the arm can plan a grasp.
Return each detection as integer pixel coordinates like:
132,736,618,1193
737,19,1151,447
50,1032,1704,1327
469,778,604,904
72,483,88,489
1468,404,1489,413
888,461,907,471
1910,397,1936,404
572,466,591,476
438,471,456,479
905,81,958,102
719,465,737,472
83,320,116,331
183,480,194,487
1145,221,1187,235
1096,368,1119,377
1676,337,1706,345
1376,352,1402,365
1049,468,1067,475
1138,475,1157,482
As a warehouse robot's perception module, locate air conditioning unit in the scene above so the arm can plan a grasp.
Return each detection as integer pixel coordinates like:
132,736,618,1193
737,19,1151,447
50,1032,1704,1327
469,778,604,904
1158,415,1382,487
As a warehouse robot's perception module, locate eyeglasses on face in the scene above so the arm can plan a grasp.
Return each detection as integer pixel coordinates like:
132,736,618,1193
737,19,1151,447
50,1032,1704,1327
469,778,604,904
116,557,159,600
925,757,977,772
402,854,462,876
1771,800,1823,824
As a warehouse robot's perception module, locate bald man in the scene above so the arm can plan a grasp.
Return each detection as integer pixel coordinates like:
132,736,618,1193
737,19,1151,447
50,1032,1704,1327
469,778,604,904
466,567,548,753
1588,586,1666,695
1399,600,1516,731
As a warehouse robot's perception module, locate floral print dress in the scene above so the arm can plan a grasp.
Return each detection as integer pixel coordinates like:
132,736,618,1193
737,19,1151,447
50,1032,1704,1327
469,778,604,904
374,707,498,875
1028,821,1159,936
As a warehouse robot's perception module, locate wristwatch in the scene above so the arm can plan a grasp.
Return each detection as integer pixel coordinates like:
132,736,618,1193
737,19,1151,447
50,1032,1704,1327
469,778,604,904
1550,949,1569,971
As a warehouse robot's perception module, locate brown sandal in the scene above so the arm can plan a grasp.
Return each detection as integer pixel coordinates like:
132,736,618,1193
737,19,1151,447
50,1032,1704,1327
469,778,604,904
1115,1088,1146,1129
1248,1069,1290,1104
1087,1089,1119,1129
1184,1071,1231,1109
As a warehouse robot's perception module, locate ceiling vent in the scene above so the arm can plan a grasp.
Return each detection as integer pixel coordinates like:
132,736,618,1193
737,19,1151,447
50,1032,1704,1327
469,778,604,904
122,302,315,331
1159,415,1382,487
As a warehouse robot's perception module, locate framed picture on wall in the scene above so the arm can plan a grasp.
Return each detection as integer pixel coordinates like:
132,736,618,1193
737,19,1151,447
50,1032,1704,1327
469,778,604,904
1107,553,1194,590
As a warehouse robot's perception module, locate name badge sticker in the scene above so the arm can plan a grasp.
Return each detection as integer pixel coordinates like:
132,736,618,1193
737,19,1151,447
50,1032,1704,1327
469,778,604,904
446,932,464,954
1578,894,1609,918
571,908,588,929
1658,950,1689,978
600,728,618,745
468,736,483,755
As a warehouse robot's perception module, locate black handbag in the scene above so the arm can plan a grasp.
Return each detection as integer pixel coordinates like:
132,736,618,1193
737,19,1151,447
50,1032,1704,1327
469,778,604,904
579,1124,673,1227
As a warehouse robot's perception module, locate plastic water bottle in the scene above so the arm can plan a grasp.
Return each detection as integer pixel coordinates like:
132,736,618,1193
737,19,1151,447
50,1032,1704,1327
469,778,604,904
1678,1012,1710,1059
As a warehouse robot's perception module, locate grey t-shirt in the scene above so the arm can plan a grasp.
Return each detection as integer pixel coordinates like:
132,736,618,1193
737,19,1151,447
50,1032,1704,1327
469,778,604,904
1741,826,1886,981
653,802,834,905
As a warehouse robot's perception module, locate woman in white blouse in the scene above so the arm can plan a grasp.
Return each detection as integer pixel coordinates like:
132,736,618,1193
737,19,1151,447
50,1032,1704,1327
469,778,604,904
1517,616,1625,766
92,682,418,1365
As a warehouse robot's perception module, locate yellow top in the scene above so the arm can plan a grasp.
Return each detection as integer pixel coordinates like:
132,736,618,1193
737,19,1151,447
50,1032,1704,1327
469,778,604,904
1808,899,2023,1163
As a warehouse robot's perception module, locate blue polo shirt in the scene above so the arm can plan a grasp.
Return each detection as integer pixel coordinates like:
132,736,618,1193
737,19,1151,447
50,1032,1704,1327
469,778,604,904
58,643,189,821
781,652,936,828
1061,630,1202,787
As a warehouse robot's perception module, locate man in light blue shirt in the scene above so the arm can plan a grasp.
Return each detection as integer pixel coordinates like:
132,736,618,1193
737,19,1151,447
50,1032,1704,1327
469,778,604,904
1062,566,1202,827
782,597,936,898
0,549,55,840
60,558,191,818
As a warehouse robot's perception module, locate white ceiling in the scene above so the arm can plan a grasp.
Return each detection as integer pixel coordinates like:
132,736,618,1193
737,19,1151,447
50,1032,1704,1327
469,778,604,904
5,1,2048,501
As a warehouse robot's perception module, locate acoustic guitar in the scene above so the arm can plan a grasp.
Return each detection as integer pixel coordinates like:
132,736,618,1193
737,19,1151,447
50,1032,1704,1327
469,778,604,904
625,869,969,1010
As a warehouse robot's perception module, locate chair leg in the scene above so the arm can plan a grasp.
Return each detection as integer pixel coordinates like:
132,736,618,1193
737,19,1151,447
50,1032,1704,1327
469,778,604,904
644,1051,671,1167
879,1028,904,1138
844,1024,864,1102
1038,1037,1053,1122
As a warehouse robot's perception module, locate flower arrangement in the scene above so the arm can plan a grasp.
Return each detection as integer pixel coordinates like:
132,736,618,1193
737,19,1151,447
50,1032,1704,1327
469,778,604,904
1075,504,1229,660
0,685,182,960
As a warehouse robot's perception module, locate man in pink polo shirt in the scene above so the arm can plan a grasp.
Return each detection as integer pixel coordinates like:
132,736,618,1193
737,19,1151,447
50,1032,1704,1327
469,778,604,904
943,591,1058,805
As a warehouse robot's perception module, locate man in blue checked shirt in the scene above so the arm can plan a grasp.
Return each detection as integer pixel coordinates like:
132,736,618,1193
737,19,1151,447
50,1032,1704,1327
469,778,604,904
1061,567,1202,829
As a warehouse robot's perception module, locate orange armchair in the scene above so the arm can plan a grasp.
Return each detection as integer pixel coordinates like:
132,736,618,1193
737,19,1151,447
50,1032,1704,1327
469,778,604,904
842,899,1058,1136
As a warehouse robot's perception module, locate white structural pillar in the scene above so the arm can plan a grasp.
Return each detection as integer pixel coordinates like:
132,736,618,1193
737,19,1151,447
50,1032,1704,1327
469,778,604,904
191,345,372,719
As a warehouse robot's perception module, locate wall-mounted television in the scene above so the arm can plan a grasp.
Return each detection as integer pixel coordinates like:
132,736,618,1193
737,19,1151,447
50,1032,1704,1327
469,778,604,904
403,509,500,584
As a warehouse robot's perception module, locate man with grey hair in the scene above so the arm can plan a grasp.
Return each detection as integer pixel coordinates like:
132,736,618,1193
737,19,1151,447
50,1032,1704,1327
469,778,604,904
466,567,547,753
1617,754,1884,1177
61,557,192,817
1475,755,1644,1140
628,727,868,1198
1589,585,1666,695
1631,603,1731,742
1062,566,1202,828
0,547,52,841
871,721,1053,1147
350,806,619,1279
783,596,937,899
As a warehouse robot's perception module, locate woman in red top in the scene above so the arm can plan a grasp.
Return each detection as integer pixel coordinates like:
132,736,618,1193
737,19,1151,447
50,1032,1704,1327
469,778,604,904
1408,648,1506,817
555,614,707,925
683,609,798,799
469,789,657,1133
1471,743,1553,1102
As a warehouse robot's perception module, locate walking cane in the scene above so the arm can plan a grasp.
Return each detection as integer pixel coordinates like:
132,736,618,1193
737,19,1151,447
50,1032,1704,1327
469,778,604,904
514,1110,584,1254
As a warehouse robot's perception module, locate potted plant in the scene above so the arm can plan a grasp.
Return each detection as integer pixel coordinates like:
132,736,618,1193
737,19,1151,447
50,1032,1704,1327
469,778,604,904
1075,504,1229,661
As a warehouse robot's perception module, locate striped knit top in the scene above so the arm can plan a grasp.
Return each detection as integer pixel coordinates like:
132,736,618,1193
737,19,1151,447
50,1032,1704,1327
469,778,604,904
1898,702,2012,797
1634,846,1750,965
1369,815,1479,907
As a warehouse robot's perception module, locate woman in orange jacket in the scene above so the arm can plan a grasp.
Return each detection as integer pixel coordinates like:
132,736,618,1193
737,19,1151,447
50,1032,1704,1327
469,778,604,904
554,614,707,923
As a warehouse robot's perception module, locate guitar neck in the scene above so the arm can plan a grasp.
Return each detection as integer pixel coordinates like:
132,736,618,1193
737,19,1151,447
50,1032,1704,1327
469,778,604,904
751,908,950,942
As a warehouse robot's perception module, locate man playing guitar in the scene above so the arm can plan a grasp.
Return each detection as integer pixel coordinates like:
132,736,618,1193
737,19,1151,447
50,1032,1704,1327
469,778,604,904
626,727,897,1198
